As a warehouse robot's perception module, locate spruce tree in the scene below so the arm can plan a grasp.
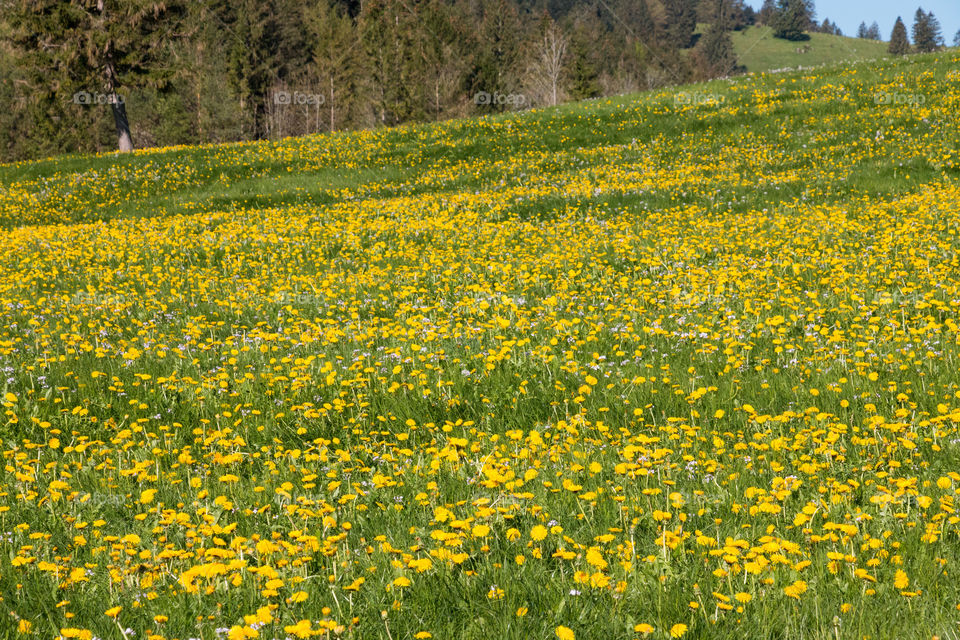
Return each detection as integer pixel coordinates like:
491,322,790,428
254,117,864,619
696,0,739,77
6,0,186,152
758,0,777,26
772,0,812,41
911,8,939,52
665,0,698,49
469,0,526,112
565,7,604,100
612,0,656,43
889,17,911,54
924,11,944,50
359,0,429,125
820,19,840,36
856,21,868,38
304,0,362,132
419,0,474,121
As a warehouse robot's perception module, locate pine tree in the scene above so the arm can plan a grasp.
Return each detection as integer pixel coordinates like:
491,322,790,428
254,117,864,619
665,0,698,49
772,0,812,41
758,0,777,26
911,8,940,53
565,7,604,100
924,11,944,50
866,22,881,39
419,0,474,121
359,0,430,125
913,9,944,52
888,16,911,55
696,0,739,77
6,0,187,152
856,21,868,38
304,0,362,132
469,0,526,112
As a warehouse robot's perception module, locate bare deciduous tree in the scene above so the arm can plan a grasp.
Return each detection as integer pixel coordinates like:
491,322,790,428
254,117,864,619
524,19,568,107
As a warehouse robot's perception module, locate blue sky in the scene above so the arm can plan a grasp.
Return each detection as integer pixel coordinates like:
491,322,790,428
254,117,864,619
743,1,960,43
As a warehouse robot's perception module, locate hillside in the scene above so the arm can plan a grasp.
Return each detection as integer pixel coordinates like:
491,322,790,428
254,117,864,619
1,52,960,640
731,25,891,72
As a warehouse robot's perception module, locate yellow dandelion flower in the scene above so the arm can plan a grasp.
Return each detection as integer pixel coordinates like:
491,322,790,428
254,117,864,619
555,625,575,640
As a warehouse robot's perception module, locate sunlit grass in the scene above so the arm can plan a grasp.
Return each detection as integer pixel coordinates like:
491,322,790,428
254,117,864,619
0,51,959,640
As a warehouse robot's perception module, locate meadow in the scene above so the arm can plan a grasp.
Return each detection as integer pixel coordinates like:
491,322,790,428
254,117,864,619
1,50,960,640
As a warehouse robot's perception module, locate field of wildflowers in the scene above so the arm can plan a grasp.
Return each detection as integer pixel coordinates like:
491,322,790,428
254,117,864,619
1,52,960,640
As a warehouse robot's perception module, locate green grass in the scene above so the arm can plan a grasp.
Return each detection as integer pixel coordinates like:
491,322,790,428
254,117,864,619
0,50,960,640
731,25,890,72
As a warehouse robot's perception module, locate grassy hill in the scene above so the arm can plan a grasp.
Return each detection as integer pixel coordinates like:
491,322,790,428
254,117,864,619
731,25,891,72
1,52,960,640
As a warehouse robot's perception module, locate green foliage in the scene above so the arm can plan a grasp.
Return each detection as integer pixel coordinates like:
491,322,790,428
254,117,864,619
1,49,960,640
888,17,911,56
772,0,812,42
4,0,187,152
912,8,944,53
665,0,698,49
696,23,739,77
0,0,886,163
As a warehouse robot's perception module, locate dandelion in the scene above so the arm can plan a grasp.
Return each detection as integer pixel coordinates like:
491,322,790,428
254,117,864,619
894,570,909,590
555,625,575,640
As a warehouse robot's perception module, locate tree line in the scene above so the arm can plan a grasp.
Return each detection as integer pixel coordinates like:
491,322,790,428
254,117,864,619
0,0,762,161
3,0,945,161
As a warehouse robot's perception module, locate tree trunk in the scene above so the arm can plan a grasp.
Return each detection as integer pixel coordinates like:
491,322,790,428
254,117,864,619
329,75,335,132
110,97,134,152
104,58,132,152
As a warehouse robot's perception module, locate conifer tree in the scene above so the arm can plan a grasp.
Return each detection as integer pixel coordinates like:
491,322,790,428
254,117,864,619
665,0,698,49
889,16,911,55
772,0,813,41
7,0,186,152
469,0,526,111
758,0,777,26
565,7,604,100
304,0,361,132
911,8,942,53
696,0,739,77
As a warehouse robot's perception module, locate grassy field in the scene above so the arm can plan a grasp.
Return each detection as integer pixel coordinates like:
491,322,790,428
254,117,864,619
1,49,960,640
730,25,890,72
